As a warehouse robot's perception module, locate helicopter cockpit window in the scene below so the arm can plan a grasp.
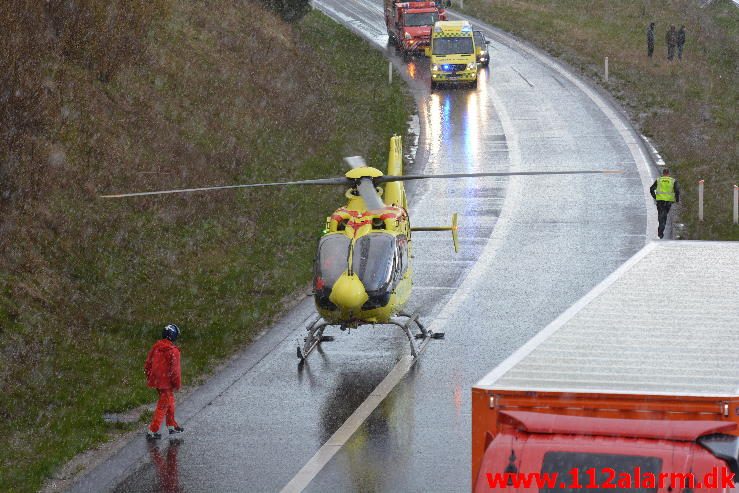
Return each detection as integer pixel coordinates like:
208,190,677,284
315,234,350,291
351,233,395,293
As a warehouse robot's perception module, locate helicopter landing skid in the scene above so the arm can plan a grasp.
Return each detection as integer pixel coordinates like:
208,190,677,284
391,312,444,358
297,317,331,361
297,313,444,361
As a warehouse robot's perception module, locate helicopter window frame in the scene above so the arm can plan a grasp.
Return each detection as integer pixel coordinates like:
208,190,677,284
351,233,396,294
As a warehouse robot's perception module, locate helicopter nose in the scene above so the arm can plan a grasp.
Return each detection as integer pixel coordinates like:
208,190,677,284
329,274,368,312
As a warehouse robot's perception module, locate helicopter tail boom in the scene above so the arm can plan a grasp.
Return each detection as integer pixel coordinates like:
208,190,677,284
383,135,406,209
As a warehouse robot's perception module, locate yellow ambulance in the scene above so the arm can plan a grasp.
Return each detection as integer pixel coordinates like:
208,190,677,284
425,20,478,89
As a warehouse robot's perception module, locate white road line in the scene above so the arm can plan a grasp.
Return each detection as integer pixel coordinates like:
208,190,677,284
314,2,386,47
511,66,534,87
474,241,658,387
280,354,416,493
641,135,666,166
450,9,658,238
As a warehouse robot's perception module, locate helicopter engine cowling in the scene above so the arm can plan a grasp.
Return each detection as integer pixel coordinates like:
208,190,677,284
329,273,369,314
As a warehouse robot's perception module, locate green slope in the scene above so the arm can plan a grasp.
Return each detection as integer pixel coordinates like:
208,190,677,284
0,2,412,491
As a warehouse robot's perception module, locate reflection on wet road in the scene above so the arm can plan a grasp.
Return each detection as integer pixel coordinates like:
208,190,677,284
116,440,182,493
78,0,652,491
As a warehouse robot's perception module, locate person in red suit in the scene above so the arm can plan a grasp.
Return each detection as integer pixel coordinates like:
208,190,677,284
145,324,184,439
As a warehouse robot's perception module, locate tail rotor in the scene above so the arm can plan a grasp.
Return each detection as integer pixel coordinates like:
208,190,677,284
412,212,459,253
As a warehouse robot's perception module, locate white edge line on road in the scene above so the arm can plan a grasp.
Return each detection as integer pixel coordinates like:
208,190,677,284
474,241,658,388
279,355,415,493
314,1,387,48
450,10,658,239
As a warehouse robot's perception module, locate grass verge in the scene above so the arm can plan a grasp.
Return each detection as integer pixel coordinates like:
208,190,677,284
459,0,737,240
0,3,412,491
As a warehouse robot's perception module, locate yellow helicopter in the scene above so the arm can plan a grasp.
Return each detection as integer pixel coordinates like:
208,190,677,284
102,135,620,360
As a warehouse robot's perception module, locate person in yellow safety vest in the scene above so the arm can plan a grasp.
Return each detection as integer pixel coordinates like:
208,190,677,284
649,168,680,239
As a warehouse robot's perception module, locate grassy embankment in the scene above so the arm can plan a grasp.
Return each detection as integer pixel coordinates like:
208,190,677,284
460,0,737,240
0,1,412,491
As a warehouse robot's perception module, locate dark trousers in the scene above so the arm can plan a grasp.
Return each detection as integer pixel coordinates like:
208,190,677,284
667,44,675,60
647,42,654,58
677,44,684,60
656,200,672,238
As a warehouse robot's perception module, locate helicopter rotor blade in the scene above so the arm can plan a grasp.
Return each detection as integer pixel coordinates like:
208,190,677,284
100,177,352,199
376,169,623,184
357,177,385,211
345,155,385,209
344,156,366,169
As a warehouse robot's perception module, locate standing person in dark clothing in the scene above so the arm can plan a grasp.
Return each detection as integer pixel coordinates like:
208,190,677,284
677,25,686,60
646,22,656,59
650,168,680,239
666,25,677,61
145,324,184,439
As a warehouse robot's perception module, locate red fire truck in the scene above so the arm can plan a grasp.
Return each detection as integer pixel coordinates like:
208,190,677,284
384,1,449,57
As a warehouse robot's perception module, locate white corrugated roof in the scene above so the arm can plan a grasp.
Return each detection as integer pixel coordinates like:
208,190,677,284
476,241,739,397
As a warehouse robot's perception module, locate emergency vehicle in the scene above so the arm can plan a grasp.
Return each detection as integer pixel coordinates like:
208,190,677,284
425,20,478,89
472,241,739,492
473,30,490,67
384,1,445,57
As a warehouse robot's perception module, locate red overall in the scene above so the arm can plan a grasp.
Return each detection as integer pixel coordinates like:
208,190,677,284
144,339,181,433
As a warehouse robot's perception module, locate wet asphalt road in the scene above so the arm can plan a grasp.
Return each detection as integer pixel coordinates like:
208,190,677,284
73,1,656,491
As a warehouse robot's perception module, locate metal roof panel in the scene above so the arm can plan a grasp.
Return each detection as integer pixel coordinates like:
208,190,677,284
475,241,739,397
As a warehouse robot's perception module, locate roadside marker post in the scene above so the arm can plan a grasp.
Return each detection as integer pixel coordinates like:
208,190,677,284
698,180,704,222
733,185,738,225
389,61,393,85
605,57,609,82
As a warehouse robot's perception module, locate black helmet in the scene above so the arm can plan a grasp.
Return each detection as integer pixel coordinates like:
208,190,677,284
162,324,180,342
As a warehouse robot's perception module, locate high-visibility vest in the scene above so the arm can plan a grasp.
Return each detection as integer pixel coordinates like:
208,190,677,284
655,176,676,202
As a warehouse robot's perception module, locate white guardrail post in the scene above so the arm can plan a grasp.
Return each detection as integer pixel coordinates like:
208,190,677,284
733,184,738,225
605,57,609,82
389,61,393,85
698,180,704,222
